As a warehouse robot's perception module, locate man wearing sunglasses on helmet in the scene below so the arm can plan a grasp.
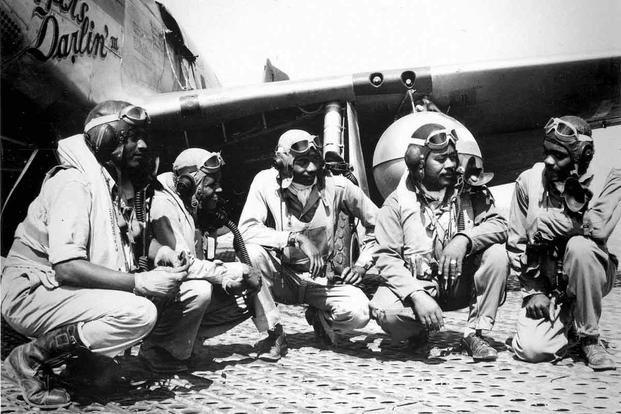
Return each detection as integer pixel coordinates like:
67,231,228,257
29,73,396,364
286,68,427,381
143,148,262,373
1,101,189,409
508,115,617,371
238,129,378,361
371,116,509,362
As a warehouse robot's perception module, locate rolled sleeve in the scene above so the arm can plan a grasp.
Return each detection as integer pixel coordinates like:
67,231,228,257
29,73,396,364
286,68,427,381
46,173,92,264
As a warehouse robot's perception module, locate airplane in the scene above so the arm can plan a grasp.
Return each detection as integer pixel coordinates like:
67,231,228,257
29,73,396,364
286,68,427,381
2,0,621,269
1,0,219,250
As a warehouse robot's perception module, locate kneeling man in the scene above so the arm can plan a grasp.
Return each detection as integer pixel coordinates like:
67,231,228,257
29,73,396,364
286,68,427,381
239,129,378,360
371,114,509,361
508,115,617,371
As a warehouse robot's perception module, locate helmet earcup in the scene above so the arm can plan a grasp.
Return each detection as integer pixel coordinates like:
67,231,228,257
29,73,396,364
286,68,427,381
176,174,196,200
577,142,594,175
272,154,286,171
273,150,293,178
404,144,427,182
85,124,120,163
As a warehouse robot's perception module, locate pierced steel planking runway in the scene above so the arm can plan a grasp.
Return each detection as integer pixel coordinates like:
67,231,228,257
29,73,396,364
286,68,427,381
2,276,620,414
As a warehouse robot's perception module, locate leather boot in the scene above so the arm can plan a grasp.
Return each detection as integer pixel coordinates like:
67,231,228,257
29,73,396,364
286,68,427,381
581,336,616,371
254,323,288,362
305,307,337,346
462,333,498,361
4,324,86,409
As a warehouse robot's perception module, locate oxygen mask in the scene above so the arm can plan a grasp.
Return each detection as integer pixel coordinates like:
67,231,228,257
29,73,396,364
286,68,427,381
562,175,593,213
457,155,494,187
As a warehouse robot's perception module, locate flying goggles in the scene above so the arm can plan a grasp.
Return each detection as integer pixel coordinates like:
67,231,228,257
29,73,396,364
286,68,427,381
178,152,225,178
411,128,459,150
199,152,225,174
84,105,151,133
288,135,322,157
544,117,592,143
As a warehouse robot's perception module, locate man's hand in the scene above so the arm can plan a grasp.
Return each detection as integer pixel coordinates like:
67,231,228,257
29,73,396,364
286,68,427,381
438,235,469,291
134,265,188,298
296,233,324,278
410,290,444,331
154,246,186,267
339,265,366,286
241,265,262,294
223,264,262,295
525,293,551,320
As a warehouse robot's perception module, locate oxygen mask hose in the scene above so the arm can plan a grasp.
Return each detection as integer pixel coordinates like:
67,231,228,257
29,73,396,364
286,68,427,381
454,171,466,232
202,206,257,317
134,189,150,271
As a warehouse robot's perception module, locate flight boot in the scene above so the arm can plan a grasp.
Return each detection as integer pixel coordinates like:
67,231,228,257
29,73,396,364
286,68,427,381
254,323,288,362
462,332,498,361
581,336,616,371
139,342,189,375
305,306,337,346
407,328,430,356
4,323,86,409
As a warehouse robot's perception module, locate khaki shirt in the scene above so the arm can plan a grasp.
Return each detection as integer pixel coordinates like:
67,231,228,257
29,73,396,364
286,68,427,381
238,168,379,269
507,162,615,297
374,172,508,302
150,172,243,284
12,166,133,271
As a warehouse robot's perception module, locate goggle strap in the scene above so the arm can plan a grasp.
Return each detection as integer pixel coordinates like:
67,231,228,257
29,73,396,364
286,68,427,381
545,131,593,144
200,166,221,174
84,106,150,133
84,114,119,133
176,166,198,177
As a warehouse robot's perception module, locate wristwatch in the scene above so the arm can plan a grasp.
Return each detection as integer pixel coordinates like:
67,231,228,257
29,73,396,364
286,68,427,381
361,259,375,271
287,232,299,247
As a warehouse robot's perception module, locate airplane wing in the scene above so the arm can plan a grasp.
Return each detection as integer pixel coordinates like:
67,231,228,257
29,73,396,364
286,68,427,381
138,52,621,201
142,52,620,129
2,48,619,260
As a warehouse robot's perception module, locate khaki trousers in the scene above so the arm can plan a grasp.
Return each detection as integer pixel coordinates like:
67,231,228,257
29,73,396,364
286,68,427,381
370,243,509,341
246,243,370,332
144,280,251,360
1,257,157,358
512,236,617,362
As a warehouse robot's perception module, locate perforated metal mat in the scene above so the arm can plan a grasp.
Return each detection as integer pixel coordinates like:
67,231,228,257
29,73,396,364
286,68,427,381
2,279,620,413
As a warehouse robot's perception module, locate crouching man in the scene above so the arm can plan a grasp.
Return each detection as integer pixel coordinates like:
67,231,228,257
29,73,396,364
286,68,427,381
1,101,187,409
144,148,261,372
239,129,378,361
508,115,617,371
371,114,509,361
